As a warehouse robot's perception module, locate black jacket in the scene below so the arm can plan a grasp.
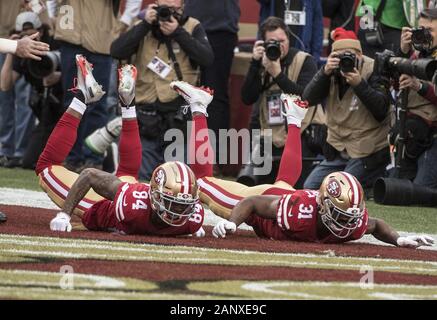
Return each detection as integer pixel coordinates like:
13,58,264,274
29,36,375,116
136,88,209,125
302,66,391,122
241,47,318,105
110,19,214,68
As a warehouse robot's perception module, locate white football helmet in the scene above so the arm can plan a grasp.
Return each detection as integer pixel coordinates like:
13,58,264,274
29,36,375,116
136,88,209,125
318,171,365,238
150,161,199,226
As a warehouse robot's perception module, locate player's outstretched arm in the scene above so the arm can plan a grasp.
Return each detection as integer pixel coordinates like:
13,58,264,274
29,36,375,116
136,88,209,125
212,195,280,238
366,217,434,249
50,169,122,232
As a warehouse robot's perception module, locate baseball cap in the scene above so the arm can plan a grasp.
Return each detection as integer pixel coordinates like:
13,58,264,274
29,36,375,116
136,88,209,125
15,11,42,32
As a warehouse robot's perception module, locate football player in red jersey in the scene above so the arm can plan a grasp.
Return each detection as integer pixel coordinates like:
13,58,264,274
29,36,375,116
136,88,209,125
170,81,434,249
35,55,205,236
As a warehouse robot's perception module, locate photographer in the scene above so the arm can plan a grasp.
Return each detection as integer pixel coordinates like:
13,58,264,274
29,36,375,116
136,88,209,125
239,16,317,185
0,12,62,169
110,0,213,180
391,8,437,188
302,27,391,191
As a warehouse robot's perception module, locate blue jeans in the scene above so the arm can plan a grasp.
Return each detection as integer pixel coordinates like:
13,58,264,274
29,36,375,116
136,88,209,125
303,156,386,190
414,136,437,188
59,42,113,165
0,54,34,158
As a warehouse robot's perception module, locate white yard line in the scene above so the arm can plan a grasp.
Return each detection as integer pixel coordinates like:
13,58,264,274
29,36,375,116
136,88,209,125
0,187,436,251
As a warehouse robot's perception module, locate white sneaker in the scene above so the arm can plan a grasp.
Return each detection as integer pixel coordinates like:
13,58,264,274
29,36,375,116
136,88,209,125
74,54,105,104
118,64,137,107
280,94,309,127
170,81,213,116
85,117,122,155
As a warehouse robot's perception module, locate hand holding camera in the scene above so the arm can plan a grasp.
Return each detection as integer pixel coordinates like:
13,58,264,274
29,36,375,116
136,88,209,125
144,4,179,35
262,53,281,78
341,68,362,87
399,74,421,91
159,15,179,36
253,40,265,61
324,52,340,75
400,27,413,54
144,4,158,24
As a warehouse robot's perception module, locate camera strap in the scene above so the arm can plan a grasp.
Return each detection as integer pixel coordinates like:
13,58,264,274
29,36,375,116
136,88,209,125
374,0,387,24
164,39,183,81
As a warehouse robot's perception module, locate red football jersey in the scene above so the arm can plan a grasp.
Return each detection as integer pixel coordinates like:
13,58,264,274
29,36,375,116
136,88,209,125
82,182,204,235
246,189,368,243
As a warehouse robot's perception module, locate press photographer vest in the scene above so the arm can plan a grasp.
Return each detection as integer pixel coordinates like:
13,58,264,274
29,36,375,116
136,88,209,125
0,1,21,38
134,18,200,104
407,90,437,123
326,55,389,158
259,51,317,148
54,0,124,55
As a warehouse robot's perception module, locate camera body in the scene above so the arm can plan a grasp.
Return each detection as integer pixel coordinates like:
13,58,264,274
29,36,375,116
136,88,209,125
263,40,281,61
411,27,433,50
155,5,173,22
337,51,357,73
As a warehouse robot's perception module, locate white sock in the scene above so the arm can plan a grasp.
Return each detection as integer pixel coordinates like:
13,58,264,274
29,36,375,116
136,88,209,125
191,102,207,116
286,116,301,128
121,106,137,119
69,97,87,115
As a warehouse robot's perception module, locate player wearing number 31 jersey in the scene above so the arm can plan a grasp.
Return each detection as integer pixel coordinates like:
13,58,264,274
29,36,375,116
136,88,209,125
35,57,204,236
169,81,434,249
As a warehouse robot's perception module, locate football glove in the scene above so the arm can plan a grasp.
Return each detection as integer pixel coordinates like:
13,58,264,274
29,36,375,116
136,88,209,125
212,220,237,238
397,235,434,248
50,212,72,232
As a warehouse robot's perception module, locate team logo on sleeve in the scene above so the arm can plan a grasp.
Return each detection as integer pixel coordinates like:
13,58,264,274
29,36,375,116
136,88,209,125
327,179,341,198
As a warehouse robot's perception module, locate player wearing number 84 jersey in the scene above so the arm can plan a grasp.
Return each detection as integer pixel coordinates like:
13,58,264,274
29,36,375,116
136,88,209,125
36,58,205,236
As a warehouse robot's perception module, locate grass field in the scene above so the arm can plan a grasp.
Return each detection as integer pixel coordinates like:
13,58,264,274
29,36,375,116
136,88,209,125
1,167,436,301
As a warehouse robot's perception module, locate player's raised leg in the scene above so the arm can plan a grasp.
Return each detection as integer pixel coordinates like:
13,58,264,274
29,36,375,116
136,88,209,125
170,80,214,179
115,64,141,181
170,81,272,218
273,94,309,188
35,54,105,175
36,54,106,214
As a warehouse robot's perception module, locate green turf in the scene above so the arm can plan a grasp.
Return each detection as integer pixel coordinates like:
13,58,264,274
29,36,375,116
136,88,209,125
365,202,437,234
0,167,436,234
0,167,40,191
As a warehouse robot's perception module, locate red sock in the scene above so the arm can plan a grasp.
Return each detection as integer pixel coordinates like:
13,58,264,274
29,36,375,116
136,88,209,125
189,114,213,178
35,112,80,175
275,124,302,186
116,120,142,179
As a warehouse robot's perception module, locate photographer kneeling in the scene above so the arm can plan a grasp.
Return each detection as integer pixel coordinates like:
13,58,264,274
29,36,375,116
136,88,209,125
391,8,437,188
302,27,391,191
0,12,62,170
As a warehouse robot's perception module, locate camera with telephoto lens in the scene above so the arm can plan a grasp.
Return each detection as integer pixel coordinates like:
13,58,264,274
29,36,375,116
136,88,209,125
155,5,173,22
411,27,433,51
263,40,281,61
374,49,437,83
26,50,61,79
337,51,357,73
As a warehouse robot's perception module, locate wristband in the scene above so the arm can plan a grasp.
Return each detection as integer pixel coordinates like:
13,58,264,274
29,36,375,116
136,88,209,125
0,38,18,54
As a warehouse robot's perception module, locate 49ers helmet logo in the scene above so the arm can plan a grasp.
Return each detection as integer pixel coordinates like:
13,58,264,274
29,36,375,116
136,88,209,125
327,179,341,198
154,169,166,187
